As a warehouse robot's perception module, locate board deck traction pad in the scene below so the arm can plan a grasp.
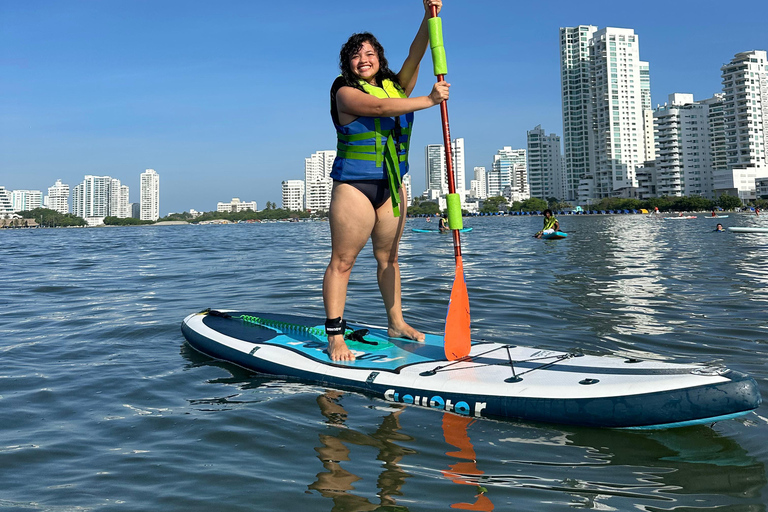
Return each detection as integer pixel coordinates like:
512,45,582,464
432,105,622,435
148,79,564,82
204,309,584,375
184,309,762,429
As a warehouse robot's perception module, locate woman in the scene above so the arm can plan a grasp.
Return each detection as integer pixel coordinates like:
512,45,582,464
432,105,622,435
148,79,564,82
534,209,560,238
323,0,449,361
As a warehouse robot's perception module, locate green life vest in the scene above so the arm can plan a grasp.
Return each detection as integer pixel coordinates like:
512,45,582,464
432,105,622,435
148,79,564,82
331,78,413,216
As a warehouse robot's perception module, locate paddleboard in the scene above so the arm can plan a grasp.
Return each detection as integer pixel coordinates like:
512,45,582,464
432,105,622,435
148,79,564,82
412,227,473,233
541,231,568,240
663,216,697,220
728,227,768,233
181,309,761,429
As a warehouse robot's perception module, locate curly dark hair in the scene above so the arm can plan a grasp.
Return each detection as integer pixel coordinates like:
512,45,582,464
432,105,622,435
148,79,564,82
338,32,400,91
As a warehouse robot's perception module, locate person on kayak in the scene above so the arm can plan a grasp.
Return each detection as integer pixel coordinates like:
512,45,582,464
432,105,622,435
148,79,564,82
323,0,449,361
534,209,559,238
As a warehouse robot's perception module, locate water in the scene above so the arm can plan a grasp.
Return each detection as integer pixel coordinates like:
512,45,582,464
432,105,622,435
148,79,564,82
2,213,767,511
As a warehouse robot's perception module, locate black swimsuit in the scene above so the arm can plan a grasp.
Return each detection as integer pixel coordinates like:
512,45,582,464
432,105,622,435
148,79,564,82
336,179,390,209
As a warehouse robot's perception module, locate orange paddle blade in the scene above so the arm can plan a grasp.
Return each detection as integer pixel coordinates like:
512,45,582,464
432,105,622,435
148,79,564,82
444,256,471,360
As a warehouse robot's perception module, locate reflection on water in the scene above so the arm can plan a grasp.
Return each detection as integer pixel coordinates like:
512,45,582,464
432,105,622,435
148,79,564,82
309,391,414,511
297,386,766,511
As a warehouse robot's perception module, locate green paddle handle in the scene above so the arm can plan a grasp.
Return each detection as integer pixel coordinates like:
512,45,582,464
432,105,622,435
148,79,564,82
446,193,463,229
428,17,447,76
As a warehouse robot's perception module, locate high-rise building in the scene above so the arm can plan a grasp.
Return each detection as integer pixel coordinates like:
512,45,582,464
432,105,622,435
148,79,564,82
402,173,412,206
0,186,14,215
46,179,70,214
305,150,335,212
589,27,648,197
526,125,564,200
560,25,597,202
10,190,42,212
282,180,305,211
653,93,714,198
140,169,160,221
720,50,768,175
424,138,465,197
73,175,112,219
470,167,487,199
487,147,527,201
704,93,727,172
106,178,130,218
561,25,650,203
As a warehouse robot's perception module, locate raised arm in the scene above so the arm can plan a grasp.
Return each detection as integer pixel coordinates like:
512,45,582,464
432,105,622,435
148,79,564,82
336,81,449,122
397,0,443,96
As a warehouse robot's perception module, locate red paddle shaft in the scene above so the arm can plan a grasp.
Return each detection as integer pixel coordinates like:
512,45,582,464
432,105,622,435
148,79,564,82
430,5,461,258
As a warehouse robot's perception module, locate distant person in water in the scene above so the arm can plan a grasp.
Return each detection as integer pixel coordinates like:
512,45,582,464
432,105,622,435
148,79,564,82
438,215,448,233
756,207,761,217
715,223,725,232
534,209,560,238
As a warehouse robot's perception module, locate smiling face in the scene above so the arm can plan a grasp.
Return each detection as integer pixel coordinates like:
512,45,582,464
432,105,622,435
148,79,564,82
349,41,380,84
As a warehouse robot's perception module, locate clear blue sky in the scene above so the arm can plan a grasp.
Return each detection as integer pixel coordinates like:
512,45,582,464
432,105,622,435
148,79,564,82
2,0,766,215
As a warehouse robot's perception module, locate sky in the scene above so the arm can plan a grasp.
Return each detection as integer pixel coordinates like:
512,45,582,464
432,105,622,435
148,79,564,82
2,0,767,215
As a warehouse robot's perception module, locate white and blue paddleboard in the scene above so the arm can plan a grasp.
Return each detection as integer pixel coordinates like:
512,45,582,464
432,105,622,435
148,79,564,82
181,310,761,429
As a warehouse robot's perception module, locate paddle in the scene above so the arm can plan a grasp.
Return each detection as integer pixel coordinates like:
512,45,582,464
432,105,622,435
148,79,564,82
429,6,470,361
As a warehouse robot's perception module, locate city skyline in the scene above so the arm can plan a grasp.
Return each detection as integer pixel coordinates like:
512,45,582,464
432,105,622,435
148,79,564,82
2,1,768,213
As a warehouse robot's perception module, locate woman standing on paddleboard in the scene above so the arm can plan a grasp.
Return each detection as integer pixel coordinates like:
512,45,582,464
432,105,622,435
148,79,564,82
324,0,449,361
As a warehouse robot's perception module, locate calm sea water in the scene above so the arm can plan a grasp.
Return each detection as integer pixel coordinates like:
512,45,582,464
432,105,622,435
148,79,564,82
2,213,767,511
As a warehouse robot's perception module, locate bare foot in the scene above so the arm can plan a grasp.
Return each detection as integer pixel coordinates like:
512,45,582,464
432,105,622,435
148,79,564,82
388,322,425,342
328,334,355,361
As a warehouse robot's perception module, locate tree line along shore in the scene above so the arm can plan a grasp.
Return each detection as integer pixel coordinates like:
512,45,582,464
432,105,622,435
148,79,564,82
3,193,765,229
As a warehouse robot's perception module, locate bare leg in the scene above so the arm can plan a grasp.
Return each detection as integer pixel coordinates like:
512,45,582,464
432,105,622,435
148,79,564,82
323,183,376,361
371,190,425,341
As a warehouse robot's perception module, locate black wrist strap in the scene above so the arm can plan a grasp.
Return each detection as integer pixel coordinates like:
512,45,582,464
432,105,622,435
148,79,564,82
325,317,346,336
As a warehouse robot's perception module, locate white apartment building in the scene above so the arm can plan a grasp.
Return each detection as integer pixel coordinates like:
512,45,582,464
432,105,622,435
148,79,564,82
653,94,714,198
526,125,564,200
721,50,768,176
402,173,412,206
73,175,112,219
562,26,650,203
106,178,130,218
217,198,257,212
705,93,727,172
589,27,648,198
305,150,335,212
282,180,305,211
0,186,14,215
560,25,597,202
488,147,527,200
470,166,487,199
424,138,466,199
140,169,160,221
45,179,70,214
10,190,42,212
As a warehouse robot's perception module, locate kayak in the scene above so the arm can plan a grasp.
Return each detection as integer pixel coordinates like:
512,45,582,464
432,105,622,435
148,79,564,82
181,309,761,429
412,227,473,233
728,227,768,233
541,231,567,240
706,215,730,219
663,216,697,220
